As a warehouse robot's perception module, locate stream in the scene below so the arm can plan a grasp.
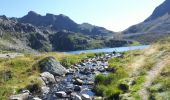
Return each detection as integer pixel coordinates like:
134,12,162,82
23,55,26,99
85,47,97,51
41,52,122,100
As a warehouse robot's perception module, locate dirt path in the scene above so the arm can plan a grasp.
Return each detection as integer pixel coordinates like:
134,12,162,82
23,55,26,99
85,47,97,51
139,58,168,100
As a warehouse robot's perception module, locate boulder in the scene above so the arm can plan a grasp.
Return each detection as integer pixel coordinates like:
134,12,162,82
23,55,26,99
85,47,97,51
9,92,29,100
81,94,92,100
55,91,67,98
40,72,56,85
38,57,67,76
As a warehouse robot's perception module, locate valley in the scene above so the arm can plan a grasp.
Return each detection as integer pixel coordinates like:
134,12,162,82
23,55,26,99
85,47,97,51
0,0,170,100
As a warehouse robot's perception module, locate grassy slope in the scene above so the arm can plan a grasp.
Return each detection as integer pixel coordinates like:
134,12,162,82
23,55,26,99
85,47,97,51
0,52,101,100
94,37,170,99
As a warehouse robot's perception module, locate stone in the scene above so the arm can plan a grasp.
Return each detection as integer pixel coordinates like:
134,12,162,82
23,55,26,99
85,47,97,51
33,97,42,100
85,81,94,85
74,94,82,100
38,57,67,76
41,86,50,94
9,92,29,100
65,90,72,95
21,90,30,94
73,78,83,85
55,91,67,98
40,72,56,85
81,94,92,100
74,85,81,91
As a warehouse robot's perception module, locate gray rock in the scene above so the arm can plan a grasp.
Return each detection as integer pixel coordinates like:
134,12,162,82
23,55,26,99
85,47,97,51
73,78,83,85
74,85,82,91
33,97,42,100
81,94,92,100
74,94,82,100
39,57,67,76
41,86,50,94
55,91,67,98
40,72,56,85
9,92,29,100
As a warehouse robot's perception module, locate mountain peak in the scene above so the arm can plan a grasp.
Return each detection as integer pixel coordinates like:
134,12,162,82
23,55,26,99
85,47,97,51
144,0,170,22
27,11,40,16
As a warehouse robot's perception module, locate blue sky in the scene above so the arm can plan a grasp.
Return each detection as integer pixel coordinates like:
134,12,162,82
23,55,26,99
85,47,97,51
0,0,165,31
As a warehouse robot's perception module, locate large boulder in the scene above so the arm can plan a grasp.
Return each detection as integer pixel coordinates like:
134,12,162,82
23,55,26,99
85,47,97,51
9,92,29,100
40,72,56,85
38,57,67,76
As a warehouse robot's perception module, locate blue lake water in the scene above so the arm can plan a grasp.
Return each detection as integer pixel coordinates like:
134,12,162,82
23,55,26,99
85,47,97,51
67,45,150,54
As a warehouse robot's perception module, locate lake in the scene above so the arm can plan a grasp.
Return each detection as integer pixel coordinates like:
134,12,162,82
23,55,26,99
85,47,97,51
67,45,150,54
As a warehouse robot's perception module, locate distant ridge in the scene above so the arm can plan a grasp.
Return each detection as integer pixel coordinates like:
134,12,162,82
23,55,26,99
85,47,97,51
0,11,133,52
18,11,114,36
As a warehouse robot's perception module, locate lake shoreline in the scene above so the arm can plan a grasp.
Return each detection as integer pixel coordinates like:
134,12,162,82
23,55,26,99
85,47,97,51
67,45,150,54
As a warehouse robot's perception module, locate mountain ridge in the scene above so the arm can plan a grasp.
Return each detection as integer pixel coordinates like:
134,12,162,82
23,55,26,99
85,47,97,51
123,0,170,44
18,11,114,36
0,12,134,52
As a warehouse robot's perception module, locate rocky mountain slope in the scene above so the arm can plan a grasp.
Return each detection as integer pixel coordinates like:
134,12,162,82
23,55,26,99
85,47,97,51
0,12,134,52
123,0,170,44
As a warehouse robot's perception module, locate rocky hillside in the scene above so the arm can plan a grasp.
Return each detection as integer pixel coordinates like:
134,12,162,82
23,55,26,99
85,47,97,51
123,0,170,44
0,12,135,52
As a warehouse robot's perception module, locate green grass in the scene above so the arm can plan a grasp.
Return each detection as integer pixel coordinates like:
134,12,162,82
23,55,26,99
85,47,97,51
94,55,130,99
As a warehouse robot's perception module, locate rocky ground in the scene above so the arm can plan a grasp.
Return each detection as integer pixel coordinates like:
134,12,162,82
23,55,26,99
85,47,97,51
9,52,121,100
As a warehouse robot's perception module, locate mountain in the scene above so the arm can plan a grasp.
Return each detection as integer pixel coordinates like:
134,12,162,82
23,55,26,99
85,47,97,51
123,0,170,44
0,12,134,52
18,11,114,36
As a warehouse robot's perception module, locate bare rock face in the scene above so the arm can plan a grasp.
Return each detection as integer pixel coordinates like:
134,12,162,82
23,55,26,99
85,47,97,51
38,57,67,76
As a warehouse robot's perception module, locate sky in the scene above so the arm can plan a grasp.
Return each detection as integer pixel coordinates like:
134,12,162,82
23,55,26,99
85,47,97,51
0,0,165,32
